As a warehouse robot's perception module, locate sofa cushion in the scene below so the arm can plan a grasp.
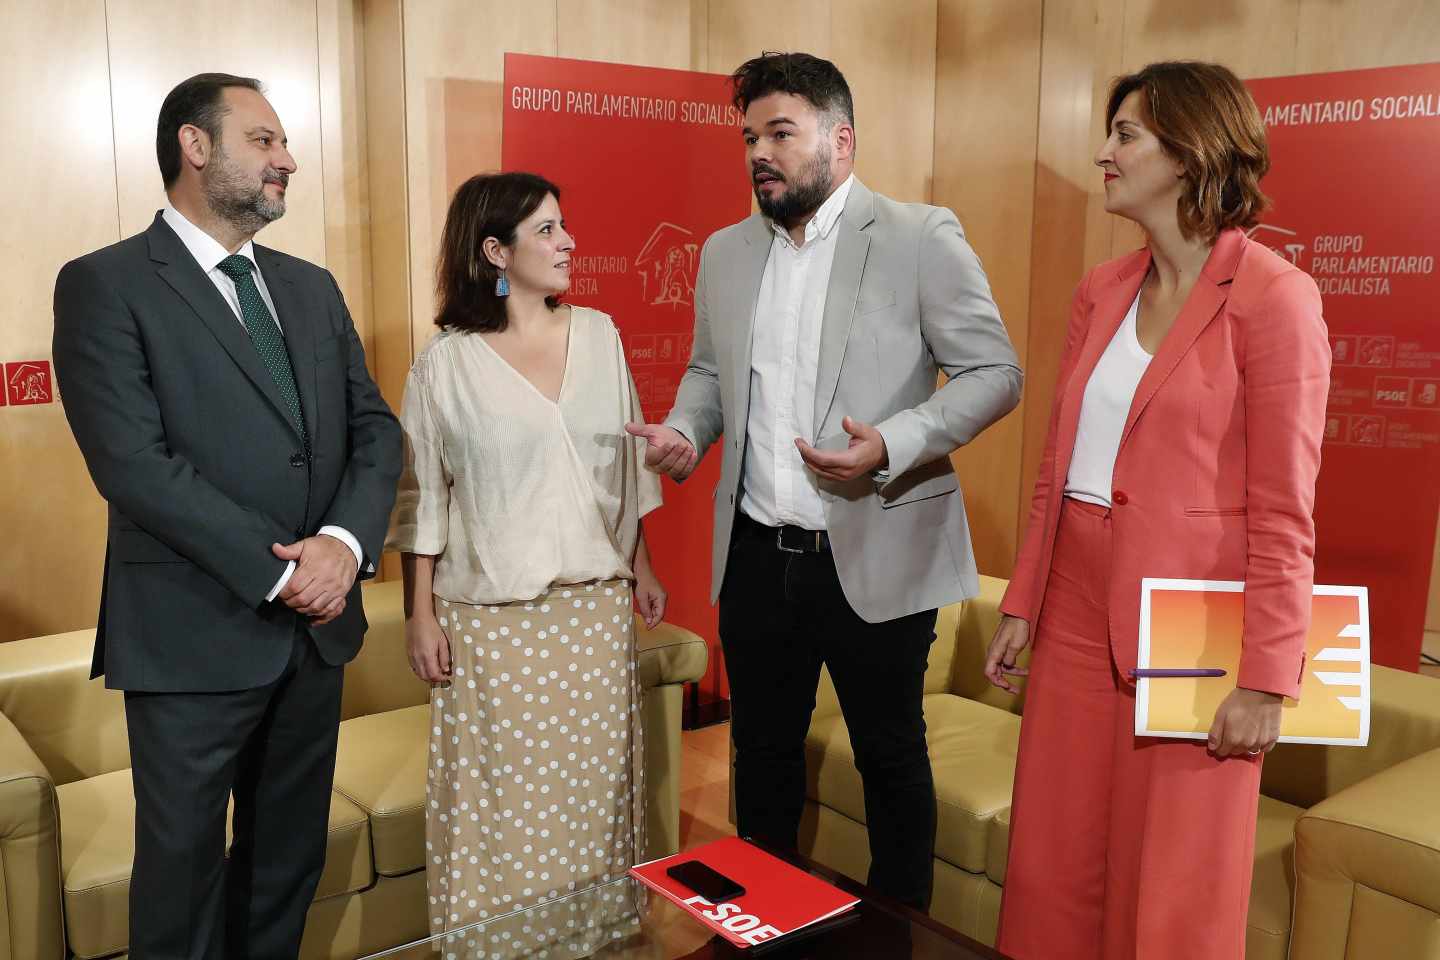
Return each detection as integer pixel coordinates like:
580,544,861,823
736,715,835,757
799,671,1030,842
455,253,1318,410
332,705,429,876
806,692,1020,874
56,770,373,959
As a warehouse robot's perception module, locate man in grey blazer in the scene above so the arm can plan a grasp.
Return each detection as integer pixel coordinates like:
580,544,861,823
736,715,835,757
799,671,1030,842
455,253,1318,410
53,74,401,958
628,53,1021,909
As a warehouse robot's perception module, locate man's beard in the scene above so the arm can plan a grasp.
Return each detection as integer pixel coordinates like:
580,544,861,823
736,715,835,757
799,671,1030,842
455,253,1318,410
754,143,833,225
203,141,287,234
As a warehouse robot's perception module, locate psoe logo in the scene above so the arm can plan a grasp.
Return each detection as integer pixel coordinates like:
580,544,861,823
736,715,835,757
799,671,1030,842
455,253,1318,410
636,223,699,309
5,360,53,406
1245,223,1305,266
1373,377,1410,407
1370,374,1405,405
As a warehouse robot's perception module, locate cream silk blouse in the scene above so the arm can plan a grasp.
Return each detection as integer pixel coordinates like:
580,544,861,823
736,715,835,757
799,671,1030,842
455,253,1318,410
386,307,662,604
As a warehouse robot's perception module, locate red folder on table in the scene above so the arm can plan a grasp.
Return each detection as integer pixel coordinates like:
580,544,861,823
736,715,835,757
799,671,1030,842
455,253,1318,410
629,837,859,948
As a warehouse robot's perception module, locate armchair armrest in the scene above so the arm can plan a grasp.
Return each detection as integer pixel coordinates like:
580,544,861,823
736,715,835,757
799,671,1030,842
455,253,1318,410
0,629,129,783
1289,746,1440,959
0,709,65,959
634,621,709,861
635,621,708,689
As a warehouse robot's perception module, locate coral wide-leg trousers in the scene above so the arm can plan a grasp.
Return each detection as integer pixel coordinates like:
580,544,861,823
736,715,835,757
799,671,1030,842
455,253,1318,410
996,498,1262,960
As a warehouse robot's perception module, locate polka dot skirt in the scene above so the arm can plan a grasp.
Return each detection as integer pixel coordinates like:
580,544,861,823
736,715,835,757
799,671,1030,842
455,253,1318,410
427,579,646,956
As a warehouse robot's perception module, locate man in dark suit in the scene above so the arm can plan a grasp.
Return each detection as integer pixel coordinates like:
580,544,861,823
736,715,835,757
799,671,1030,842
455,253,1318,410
52,73,402,959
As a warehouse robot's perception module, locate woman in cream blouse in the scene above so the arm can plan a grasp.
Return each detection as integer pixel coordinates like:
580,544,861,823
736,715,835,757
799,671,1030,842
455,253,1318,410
387,171,665,948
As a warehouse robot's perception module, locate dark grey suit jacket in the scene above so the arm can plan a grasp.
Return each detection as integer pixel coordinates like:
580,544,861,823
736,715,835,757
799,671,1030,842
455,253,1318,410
53,212,402,692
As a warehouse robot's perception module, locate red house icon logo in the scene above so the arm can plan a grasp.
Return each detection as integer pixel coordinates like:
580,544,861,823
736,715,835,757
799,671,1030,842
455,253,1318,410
5,361,53,406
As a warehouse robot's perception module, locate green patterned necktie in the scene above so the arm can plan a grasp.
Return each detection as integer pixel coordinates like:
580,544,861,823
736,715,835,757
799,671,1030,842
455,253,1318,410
216,254,308,444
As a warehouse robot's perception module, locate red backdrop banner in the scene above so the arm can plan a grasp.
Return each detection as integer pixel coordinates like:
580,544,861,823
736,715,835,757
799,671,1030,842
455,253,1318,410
1247,64,1440,669
502,53,752,699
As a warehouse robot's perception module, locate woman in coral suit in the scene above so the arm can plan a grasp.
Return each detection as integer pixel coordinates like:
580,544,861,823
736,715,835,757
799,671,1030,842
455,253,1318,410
987,60,1330,960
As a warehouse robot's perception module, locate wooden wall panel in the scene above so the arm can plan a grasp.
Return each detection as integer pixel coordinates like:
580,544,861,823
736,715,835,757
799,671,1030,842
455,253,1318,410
557,0,703,70
705,0,833,73
361,0,411,424
933,0,1042,577
317,0,375,350
1118,0,1302,73
701,1,934,202
361,0,410,584
0,0,117,641
831,0,937,203
1296,0,1440,72
1018,0,1121,558
105,0,328,265
396,0,558,359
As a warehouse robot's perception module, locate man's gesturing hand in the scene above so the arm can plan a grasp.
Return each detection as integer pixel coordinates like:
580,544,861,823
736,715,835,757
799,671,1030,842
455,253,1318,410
625,422,699,480
795,416,889,482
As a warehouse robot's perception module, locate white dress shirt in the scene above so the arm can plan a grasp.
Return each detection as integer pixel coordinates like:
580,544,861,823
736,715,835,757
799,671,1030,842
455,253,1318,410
740,174,855,531
1064,289,1152,508
162,204,365,600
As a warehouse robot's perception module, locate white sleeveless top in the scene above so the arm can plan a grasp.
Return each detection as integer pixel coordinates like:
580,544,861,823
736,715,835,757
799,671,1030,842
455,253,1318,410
1064,290,1152,508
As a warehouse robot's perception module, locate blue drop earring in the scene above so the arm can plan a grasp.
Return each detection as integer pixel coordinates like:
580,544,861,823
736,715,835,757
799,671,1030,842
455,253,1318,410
495,268,510,297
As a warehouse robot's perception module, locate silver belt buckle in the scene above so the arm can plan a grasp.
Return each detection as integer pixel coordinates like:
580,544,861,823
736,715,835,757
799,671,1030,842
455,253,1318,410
776,527,823,553
776,528,805,554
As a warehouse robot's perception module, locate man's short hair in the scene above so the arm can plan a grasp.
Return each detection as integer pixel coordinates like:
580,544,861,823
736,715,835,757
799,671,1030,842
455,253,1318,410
156,73,262,188
730,52,854,131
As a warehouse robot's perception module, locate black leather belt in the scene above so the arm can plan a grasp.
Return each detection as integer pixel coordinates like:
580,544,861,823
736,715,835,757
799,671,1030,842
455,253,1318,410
737,511,831,553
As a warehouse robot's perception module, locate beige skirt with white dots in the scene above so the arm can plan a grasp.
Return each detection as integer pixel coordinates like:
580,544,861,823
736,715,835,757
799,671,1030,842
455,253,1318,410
427,578,646,955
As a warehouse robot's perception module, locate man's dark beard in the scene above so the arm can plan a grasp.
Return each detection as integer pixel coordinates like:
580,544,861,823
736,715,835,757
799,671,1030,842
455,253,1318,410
754,144,833,225
204,141,287,234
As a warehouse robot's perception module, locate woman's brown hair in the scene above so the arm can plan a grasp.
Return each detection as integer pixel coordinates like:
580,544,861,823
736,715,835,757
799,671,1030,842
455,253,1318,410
1106,61,1270,242
435,171,561,332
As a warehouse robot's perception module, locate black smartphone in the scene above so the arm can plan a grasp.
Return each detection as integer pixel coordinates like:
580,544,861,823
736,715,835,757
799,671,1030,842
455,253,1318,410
666,859,746,903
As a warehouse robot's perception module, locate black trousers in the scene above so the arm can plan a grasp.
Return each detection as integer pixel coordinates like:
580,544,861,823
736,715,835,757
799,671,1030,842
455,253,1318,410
719,512,938,910
124,627,343,960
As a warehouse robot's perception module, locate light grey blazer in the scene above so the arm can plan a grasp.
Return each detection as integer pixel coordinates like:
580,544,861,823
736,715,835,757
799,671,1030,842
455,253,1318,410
664,179,1023,623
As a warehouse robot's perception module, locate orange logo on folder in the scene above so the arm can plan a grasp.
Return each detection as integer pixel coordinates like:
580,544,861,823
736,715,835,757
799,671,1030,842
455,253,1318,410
1136,580,1370,746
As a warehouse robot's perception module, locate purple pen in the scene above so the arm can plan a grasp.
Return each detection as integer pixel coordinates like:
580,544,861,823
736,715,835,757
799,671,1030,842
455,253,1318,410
1130,668,1228,679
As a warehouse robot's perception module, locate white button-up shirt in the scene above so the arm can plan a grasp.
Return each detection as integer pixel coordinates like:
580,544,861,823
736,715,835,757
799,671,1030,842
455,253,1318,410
740,174,854,531
162,204,283,331
161,203,365,599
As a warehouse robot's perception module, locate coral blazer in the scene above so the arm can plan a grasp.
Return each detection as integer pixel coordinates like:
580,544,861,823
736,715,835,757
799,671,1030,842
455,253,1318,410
1001,227,1330,699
